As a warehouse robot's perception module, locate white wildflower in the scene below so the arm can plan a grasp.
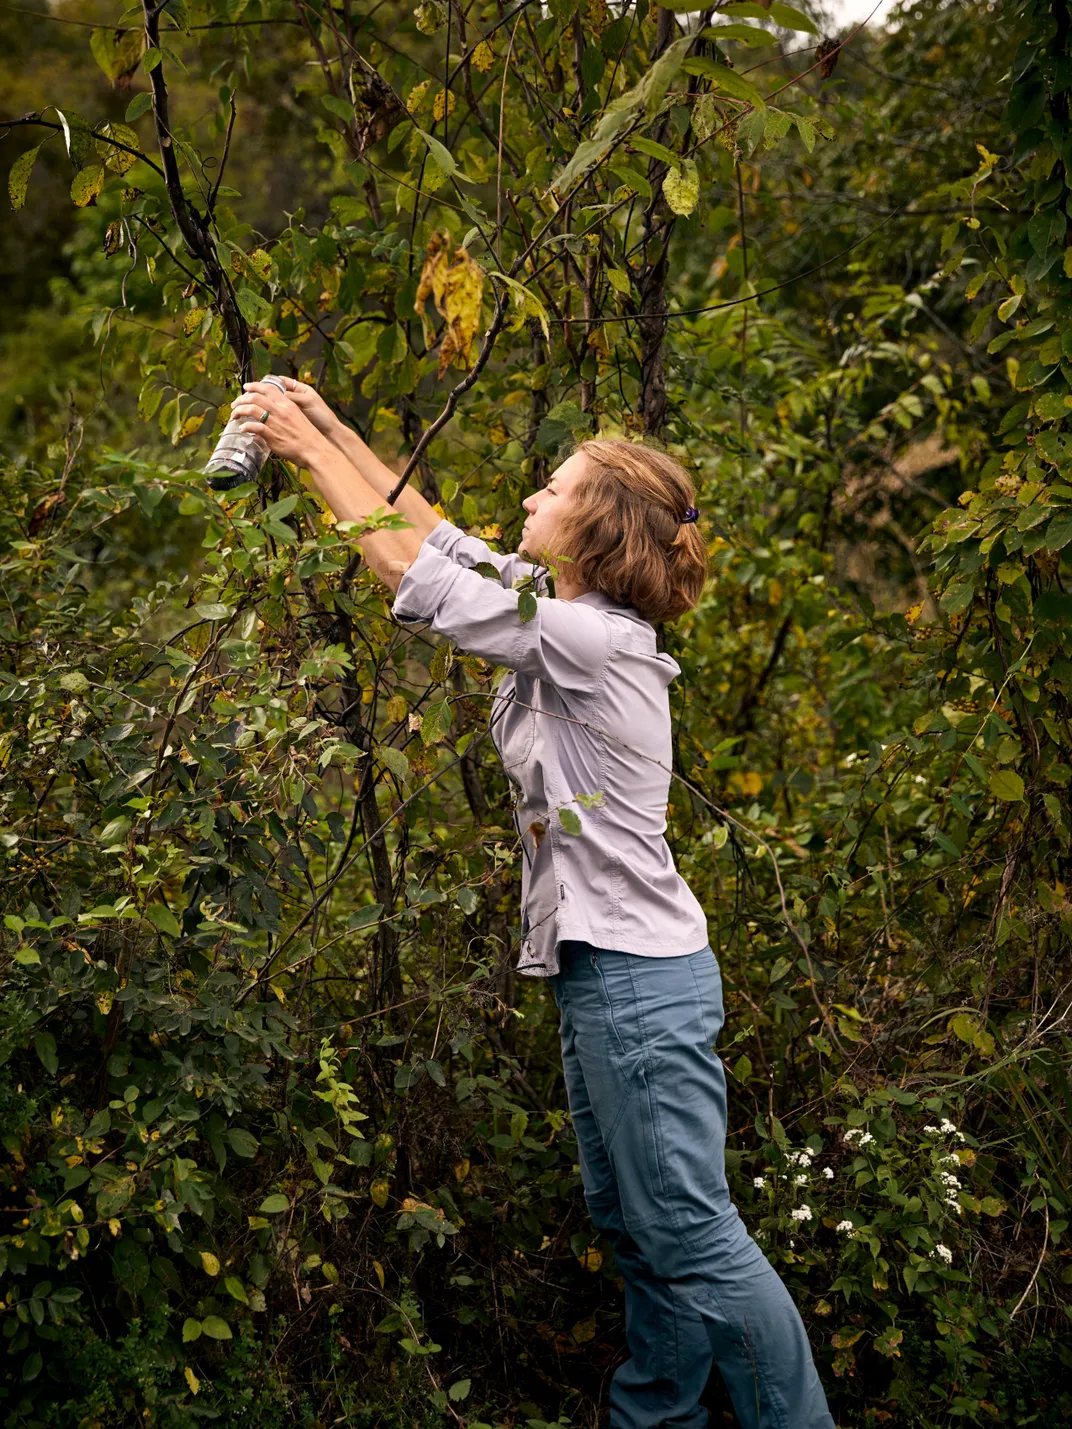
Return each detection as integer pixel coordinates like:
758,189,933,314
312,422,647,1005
794,1174,807,1187
822,1166,834,1180
946,1197,962,1213
835,1219,854,1234
939,1118,957,1134
932,1243,953,1265
790,1205,813,1223
857,1132,874,1147
954,1131,966,1142
938,1171,960,1189
753,1176,765,1189
923,1124,939,1135
940,1154,960,1167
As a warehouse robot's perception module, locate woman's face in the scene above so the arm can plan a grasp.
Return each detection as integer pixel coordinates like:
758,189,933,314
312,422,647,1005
518,449,589,567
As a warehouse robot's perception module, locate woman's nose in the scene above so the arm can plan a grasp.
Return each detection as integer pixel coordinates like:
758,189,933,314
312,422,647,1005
522,493,537,514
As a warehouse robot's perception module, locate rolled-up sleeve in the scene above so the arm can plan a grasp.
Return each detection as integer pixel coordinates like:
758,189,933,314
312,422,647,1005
393,521,611,690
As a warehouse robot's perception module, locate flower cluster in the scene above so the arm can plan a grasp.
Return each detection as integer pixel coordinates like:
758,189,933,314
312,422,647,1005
931,1243,953,1265
790,1205,812,1223
835,1219,854,1235
785,1148,814,1167
923,1118,966,1142
843,1127,874,1148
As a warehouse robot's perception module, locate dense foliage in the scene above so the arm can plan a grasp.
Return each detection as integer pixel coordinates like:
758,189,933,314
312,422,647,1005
1,0,1071,1423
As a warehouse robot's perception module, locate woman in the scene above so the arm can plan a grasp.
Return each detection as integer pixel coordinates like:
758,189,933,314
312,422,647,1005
231,378,835,1429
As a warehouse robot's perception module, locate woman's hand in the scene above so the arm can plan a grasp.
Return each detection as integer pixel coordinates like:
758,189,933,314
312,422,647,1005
266,376,340,439
230,381,334,469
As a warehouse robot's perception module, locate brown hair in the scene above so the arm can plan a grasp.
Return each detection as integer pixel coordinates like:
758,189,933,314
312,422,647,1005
553,437,708,624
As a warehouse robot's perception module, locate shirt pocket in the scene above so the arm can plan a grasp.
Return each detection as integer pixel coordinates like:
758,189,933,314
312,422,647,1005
490,679,536,773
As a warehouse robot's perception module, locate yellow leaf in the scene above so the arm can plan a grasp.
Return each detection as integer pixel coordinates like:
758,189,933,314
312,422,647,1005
415,230,485,376
406,80,430,115
96,121,139,175
578,1246,602,1272
454,1158,470,1181
373,1259,385,1288
71,165,106,208
730,771,763,797
663,158,700,217
370,1177,390,1207
432,89,456,122
108,1218,121,1236
200,1251,220,1276
96,991,113,1016
386,694,408,723
472,40,494,72
182,307,207,336
176,411,207,442
185,1366,201,1396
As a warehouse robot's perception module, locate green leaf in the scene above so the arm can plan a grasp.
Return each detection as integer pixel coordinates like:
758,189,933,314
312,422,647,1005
145,902,181,938
448,1379,471,1402
415,126,472,184
125,92,153,122
59,670,90,693
182,1318,202,1342
379,745,410,782
98,816,132,846
606,267,632,294
609,164,652,201
90,27,145,85
558,807,583,835
1045,515,1072,551
938,582,974,615
347,903,384,930
194,602,234,622
989,769,1024,802
8,146,41,212
518,590,538,623
14,948,41,966
421,699,453,745
630,135,678,166
681,57,765,108
702,21,777,45
200,1315,233,1341
768,1,818,32
223,1275,249,1304
793,114,817,153
1028,208,1065,258
34,1030,58,1076
322,94,354,121
258,1194,290,1214
227,1128,259,1158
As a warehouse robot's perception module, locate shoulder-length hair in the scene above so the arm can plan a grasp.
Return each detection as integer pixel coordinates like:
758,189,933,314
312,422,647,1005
552,437,708,624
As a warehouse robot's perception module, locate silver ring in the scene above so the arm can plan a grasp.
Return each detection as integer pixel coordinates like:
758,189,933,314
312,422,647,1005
259,408,270,424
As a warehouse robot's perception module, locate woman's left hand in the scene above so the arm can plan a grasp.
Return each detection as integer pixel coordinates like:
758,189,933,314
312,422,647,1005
230,381,332,469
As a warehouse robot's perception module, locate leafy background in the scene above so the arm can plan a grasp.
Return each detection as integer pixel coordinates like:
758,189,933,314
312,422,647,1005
1,0,1071,1424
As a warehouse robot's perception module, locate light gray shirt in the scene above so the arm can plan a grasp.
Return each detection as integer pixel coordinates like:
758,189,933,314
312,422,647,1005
392,519,709,977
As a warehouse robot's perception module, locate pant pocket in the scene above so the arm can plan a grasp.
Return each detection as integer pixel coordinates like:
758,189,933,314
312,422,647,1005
591,951,629,1059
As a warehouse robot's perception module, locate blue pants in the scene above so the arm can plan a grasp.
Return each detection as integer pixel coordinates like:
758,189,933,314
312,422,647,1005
550,941,835,1429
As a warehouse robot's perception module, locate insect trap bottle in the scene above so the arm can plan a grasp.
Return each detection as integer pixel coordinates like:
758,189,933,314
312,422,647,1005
203,373,288,491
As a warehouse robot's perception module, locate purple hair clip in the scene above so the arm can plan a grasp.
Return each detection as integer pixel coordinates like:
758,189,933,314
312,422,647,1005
681,506,700,524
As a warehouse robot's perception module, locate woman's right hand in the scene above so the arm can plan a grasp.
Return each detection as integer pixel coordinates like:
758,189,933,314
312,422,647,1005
263,376,339,439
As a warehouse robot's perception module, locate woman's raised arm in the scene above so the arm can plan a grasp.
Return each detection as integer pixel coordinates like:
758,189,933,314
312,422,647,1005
230,379,436,591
